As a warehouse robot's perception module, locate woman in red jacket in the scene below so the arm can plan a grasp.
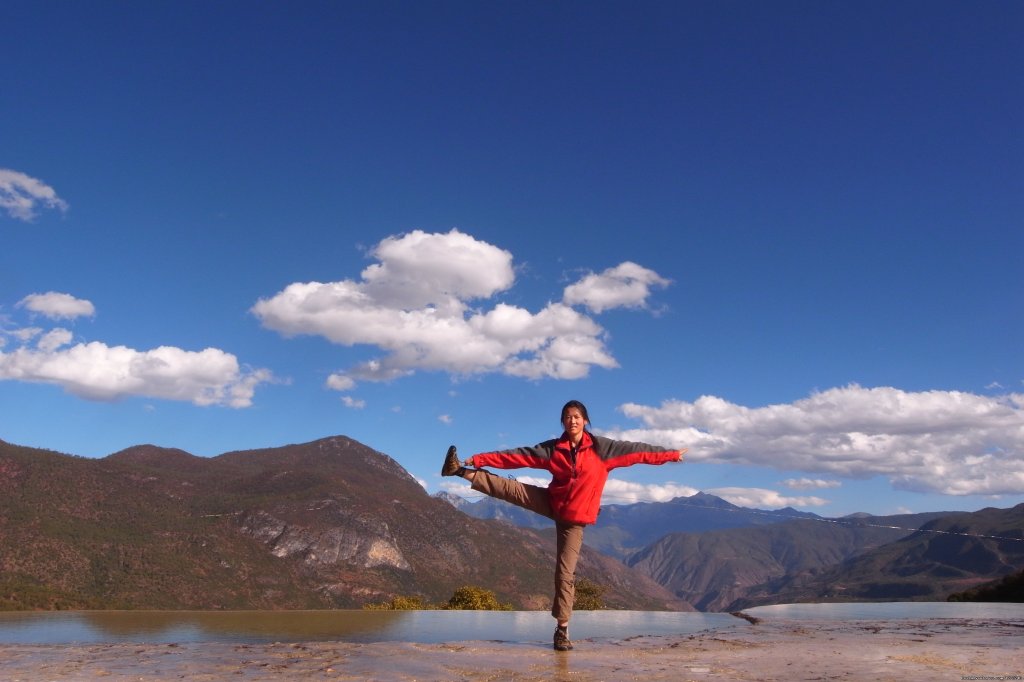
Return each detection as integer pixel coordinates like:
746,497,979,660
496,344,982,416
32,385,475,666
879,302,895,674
442,399,685,651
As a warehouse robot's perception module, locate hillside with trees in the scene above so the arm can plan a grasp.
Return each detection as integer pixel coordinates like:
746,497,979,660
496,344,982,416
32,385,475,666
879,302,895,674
0,437,683,612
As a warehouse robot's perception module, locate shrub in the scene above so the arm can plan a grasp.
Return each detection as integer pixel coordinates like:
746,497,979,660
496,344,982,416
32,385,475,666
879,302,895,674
363,595,428,610
443,585,512,611
573,578,606,610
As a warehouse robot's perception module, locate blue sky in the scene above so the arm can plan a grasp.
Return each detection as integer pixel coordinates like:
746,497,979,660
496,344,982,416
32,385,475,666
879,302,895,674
2,1,1021,518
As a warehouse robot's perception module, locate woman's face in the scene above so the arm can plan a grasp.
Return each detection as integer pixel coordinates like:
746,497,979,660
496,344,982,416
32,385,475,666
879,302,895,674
562,407,588,442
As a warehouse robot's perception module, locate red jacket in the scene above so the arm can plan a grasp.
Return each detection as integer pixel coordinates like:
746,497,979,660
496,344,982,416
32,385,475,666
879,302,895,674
471,431,684,525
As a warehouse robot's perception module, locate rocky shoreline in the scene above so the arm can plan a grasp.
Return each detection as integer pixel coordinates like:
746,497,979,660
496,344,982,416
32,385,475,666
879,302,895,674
1,616,1021,680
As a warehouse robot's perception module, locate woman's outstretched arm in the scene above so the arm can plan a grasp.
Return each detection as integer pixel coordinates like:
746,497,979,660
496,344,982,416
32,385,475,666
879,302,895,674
591,434,685,470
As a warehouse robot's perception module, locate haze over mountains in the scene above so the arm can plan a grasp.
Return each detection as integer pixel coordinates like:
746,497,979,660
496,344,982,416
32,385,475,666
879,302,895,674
2,435,1021,612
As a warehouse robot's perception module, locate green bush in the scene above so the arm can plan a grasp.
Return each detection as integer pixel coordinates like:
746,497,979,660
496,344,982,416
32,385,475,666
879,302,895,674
573,578,606,610
443,585,512,611
363,595,428,610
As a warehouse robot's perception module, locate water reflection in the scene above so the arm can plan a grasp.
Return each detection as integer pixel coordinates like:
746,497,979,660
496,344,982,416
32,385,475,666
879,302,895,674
0,609,736,645
2,603,1018,646
81,609,409,641
745,601,1024,621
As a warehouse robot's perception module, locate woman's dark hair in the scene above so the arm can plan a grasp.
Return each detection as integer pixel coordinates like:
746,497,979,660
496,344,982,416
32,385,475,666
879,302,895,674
560,400,591,427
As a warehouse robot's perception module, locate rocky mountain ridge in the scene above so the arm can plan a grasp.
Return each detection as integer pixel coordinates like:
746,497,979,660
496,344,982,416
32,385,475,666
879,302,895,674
4,435,1019,613
0,437,683,611
445,485,1023,610
452,489,826,559
727,503,1024,609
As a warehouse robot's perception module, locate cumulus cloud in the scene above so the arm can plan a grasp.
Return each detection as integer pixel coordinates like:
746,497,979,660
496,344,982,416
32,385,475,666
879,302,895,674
252,229,669,387
783,478,842,490
1,296,272,407
326,373,356,391
439,478,472,496
36,328,74,353
601,479,699,504
498,474,698,505
0,341,272,406
0,169,68,221
706,487,830,508
361,229,516,310
341,396,365,409
515,475,554,487
10,327,42,343
604,384,1024,497
440,470,818,509
562,261,671,313
18,292,95,320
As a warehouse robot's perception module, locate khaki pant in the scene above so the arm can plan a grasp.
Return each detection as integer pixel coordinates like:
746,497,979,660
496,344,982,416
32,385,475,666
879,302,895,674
470,470,584,623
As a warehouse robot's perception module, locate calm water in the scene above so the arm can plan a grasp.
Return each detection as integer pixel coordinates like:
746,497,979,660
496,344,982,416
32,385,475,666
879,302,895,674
745,601,1024,621
0,603,1020,645
0,609,735,645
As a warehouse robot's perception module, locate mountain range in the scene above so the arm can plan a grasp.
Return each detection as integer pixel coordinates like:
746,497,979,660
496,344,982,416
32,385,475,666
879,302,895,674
452,481,1023,610
2,434,1020,612
456,481,1024,606
451,489,829,560
727,504,1024,609
0,437,680,611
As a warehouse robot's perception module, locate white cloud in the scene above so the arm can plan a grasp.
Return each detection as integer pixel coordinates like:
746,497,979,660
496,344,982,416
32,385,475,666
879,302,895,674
4,292,271,407
0,169,68,221
0,338,272,407
782,478,842,490
18,292,95,320
438,414,452,425
253,229,668,387
562,261,671,313
439,479,472,495
10,327,43,343
451,470,824,509
500,475,698,505
515,474,553,487
706,487,830,509
341,396,365,409
325,373,356,391
361,229,516,310
605,384,1024,497
36,328,74,353
601,479,699,504
444,471,818,509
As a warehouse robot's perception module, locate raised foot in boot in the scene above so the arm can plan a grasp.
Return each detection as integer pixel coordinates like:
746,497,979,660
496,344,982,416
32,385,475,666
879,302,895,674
441,445,463,477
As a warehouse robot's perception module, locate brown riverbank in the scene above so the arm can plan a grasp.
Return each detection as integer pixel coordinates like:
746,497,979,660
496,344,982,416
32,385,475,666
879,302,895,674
0,617,1021,680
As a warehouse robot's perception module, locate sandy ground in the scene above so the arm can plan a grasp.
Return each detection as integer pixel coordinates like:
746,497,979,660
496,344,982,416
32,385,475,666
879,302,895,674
1,617,1021,681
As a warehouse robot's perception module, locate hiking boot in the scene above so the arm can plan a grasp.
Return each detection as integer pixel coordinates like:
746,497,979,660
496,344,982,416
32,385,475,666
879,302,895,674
441,445,463,477
553,625,573,651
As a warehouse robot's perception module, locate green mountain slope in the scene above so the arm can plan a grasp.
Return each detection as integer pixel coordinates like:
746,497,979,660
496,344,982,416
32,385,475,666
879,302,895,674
730,504,1024,609
948,567,1024,602
626,515,940,611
